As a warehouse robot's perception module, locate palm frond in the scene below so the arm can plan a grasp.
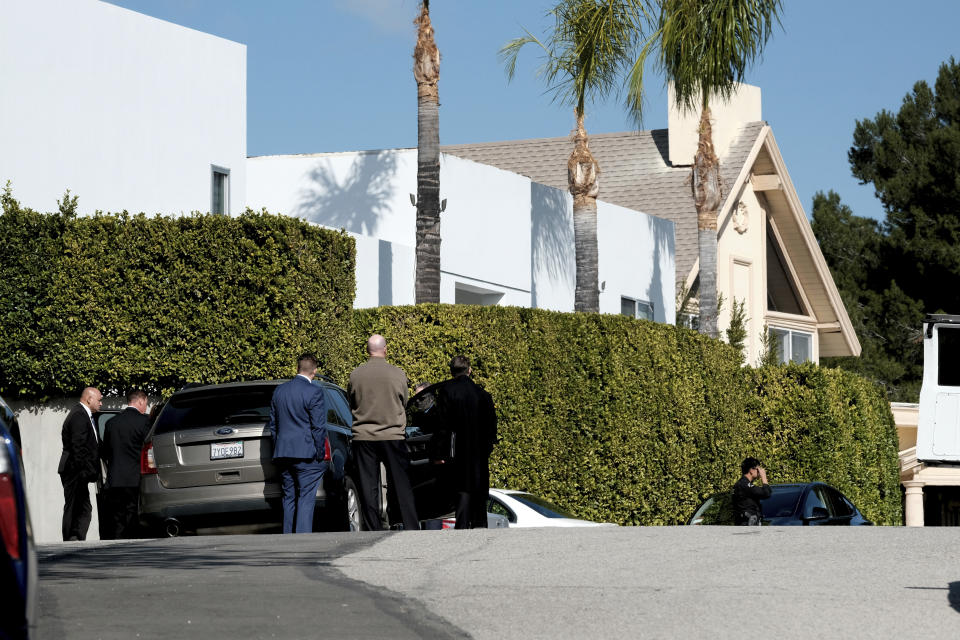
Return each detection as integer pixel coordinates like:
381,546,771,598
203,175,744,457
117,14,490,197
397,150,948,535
656,0,783,112
499,30,548,82
500,0,653,118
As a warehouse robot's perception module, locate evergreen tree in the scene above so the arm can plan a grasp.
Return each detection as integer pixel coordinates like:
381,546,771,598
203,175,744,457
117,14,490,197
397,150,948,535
813,59,960,401
812,191,924,401
849,57,960,315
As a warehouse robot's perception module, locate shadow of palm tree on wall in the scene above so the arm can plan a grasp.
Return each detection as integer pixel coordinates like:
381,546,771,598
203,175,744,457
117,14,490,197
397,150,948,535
644,213,674,323
293,150,399,237
531,182,574,307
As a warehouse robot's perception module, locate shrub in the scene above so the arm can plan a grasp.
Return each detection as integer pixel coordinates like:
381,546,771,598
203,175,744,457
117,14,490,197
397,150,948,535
0,195,355,397
353,305,902,525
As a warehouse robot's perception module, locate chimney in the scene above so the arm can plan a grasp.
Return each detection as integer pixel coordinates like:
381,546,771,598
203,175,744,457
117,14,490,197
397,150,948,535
667,83,762,167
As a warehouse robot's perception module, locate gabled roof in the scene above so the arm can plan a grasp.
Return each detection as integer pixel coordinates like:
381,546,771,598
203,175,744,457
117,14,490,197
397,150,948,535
443,122,766,285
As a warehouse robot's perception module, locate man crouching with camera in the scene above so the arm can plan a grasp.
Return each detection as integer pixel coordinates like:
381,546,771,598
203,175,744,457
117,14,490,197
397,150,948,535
733,457,771,526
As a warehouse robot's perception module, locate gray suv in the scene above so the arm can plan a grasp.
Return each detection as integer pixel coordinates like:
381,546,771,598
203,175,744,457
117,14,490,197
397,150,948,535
139,379,361,536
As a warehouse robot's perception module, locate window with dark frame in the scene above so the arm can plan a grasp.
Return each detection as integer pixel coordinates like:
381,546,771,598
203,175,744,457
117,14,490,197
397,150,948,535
620,296,654,321
211,166,230,215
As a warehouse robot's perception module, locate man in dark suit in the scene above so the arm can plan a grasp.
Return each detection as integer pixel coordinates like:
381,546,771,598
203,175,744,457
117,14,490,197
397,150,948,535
267,353,327,534
437,355,497,529
58,387,103,541
101,389,151,539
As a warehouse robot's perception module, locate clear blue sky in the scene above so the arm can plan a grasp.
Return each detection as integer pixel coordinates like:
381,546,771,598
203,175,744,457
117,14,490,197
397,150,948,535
107,0,960,223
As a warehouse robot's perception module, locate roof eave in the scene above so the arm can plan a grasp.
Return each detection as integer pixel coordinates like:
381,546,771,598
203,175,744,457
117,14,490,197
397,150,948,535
759,130,862,357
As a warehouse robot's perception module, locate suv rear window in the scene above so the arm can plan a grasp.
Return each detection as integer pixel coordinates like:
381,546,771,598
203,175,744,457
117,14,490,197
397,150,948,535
153,385,278,435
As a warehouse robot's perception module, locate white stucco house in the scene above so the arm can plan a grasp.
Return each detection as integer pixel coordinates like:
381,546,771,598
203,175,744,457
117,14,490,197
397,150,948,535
0,0,246,217
246,150,676,321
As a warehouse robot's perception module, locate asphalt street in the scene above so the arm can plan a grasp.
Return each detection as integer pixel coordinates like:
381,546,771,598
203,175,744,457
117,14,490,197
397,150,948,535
38,527,960,639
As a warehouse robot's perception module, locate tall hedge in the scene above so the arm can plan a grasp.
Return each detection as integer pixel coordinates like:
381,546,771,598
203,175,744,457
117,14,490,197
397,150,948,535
353,305,902,525
0,194,355,397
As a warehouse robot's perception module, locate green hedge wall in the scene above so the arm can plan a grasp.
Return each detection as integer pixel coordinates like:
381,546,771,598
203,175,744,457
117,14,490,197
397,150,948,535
353,305,902,525
0,196,355,398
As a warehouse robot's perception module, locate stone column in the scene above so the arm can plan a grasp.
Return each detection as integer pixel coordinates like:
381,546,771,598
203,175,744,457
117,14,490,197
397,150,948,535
903,481,925,527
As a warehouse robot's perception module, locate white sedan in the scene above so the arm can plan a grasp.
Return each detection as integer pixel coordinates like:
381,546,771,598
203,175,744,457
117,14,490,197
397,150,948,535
486,489,616,528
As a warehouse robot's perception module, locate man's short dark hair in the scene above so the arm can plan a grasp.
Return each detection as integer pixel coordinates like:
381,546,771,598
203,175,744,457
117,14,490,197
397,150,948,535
741,457,761,475
297,353,318,373
126,389,147,404
449,355,470,377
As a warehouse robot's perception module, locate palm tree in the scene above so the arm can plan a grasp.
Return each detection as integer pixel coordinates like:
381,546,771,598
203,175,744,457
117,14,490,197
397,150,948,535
627,0,782,337
501,0,648,313
414,0,441,304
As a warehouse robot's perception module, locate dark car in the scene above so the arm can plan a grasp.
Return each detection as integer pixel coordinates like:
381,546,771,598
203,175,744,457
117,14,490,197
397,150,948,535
0,396,36,639
138,379,364,535
688,482,874,526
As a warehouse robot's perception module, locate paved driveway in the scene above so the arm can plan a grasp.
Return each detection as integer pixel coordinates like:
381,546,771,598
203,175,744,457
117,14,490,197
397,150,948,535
38,527,960,639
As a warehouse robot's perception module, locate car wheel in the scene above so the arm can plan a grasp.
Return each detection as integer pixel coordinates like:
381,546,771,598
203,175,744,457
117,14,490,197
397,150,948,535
344,477,363,532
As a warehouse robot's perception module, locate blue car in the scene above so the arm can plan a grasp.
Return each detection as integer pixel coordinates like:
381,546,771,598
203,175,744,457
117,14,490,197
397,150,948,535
688,482,874,526
0,396,36,639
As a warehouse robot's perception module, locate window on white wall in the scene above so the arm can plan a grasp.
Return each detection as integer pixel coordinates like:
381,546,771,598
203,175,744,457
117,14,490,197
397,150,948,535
621,296,654,321
769,326,812,364
211,166,230,215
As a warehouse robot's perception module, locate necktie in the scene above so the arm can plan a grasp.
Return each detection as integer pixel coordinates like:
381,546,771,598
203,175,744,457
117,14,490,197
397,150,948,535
89,413,99,443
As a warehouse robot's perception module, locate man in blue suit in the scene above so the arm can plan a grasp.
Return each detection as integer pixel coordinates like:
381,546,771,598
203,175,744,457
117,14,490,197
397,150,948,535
267,353,327,534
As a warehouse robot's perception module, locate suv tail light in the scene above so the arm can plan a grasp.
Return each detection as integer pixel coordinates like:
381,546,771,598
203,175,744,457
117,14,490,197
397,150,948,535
323,437,331,462
140,441,158,475
0,443,20,560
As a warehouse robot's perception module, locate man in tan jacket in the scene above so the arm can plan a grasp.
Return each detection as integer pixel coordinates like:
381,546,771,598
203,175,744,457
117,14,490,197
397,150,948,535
348,334,419,530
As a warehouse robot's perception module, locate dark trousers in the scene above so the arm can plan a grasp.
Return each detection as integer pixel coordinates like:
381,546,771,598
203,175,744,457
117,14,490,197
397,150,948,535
454,489,488,529
104,487,140,539
277,458,326,534
354,440,419,531
61,473,92,541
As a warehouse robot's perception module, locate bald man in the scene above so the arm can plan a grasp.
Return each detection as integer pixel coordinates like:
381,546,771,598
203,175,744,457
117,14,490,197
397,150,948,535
58,387,103,541
348,334,419,530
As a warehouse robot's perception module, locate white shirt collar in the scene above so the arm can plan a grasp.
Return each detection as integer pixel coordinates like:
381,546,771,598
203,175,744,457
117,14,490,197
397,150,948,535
297,374,313,382
80,403,93,419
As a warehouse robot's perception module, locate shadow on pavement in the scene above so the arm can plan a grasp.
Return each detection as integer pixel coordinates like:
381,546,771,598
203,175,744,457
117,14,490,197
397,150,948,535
38,534,470,640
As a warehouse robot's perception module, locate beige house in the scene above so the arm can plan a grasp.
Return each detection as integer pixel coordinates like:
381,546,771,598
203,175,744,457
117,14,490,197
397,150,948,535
445,84,861,365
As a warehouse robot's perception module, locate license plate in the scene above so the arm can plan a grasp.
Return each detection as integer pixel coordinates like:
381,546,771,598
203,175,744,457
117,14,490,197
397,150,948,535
211,441,243,460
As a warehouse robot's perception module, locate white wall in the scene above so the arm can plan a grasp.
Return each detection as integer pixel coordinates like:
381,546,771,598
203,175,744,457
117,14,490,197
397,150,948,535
247,149,418,246
531,183,676,323
0,0,246,215
440,155,532,296
530,182,575,311
248,149,675,318
352,233,415,308
598,201,676,323
247,150,538,308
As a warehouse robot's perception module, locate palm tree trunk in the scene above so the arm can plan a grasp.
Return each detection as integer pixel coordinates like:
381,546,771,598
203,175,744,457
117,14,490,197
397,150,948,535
414,1,441,304
693,105,721,338
568,112,600,313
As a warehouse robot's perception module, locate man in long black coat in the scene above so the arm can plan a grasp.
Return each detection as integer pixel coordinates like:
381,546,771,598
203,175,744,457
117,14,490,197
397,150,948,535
437,355,497,529
58,387,103,541
101,389,151,539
